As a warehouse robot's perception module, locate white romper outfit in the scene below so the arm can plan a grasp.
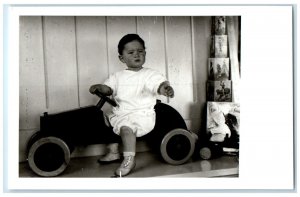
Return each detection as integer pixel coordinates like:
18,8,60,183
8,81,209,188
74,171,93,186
104,67,166,137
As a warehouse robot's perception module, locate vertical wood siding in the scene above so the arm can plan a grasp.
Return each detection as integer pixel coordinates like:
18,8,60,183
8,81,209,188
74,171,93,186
106,16,137,74
19,16,46,130
191,16,212,132
137,16,167,103
43,16,79,113
75,16,109,107
164,16,194,119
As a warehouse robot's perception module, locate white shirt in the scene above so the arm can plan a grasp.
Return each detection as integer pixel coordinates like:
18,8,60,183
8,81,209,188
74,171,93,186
104,67,166,111
103,67,166,136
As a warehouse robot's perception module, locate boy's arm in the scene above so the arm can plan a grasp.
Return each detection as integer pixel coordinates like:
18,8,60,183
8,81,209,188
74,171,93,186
158,81,174,98
89,84,113,96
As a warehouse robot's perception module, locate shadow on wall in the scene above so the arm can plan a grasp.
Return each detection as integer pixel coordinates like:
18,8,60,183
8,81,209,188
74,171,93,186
189,102,207,136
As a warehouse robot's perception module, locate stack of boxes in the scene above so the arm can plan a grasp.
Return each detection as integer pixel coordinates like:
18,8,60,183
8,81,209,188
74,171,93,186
207,16,232,102
200,16,240,160
206,16,240,151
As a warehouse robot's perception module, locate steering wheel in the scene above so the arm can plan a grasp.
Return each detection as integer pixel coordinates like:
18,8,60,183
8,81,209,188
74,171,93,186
94,90,117,108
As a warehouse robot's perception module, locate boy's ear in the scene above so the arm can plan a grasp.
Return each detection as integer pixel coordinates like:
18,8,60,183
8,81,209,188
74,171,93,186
119,55,125,63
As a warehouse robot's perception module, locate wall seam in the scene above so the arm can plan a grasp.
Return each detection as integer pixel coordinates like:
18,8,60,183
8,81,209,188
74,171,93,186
163,16,169,103
105,16,110,76
135,16,138,33
74,16,81,107
41,16,49,109
190,16,198,103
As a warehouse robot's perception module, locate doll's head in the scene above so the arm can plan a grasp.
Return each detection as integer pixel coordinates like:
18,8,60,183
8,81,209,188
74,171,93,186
209,102,218,113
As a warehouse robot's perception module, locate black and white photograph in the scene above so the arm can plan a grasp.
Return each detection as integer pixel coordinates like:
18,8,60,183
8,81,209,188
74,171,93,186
212,35,228,58
208,58,230,80
207,80,232,102
18,16,240,178
212,16,226,35
2,2,296,195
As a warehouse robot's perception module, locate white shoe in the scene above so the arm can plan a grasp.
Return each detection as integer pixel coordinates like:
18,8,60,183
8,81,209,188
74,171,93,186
98,143,120,164
115,155,136,177
98,153,121,164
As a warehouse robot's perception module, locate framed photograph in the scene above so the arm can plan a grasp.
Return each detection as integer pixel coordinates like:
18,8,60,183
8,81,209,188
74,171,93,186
214,35,228,57
212,16,226,35
207,80,232,102
208,58,230,80
212,35,228,58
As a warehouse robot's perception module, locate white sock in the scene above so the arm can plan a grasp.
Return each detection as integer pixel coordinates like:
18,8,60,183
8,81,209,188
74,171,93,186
123,152,135,157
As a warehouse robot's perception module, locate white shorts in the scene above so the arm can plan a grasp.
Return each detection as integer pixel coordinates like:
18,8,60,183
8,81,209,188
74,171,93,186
107,109,156,137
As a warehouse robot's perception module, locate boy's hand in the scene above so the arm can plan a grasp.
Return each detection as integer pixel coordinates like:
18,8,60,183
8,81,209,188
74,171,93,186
158,81,174,98
89,84,99,94
164,85,174,98
89,84,113,96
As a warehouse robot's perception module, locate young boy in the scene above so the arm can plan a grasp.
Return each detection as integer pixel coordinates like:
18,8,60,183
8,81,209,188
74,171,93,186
89,34,174,177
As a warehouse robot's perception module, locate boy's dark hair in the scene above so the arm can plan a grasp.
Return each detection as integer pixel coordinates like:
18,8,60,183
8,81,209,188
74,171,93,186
118,34,145,55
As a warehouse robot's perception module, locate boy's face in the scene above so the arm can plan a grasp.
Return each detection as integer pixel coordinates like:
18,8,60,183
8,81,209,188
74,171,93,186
119,40,146,71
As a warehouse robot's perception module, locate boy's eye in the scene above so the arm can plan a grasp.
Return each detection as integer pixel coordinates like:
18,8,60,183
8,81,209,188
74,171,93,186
126,50,145,55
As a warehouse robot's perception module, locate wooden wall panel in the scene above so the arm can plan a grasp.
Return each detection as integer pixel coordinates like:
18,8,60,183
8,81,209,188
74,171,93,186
164,16,194,119
137,16,166,75
106,16,136,74
191,16,211,133
137,16,167,102
19,16,46,130
75,16,109,106
43,16,79,113
227,16,241,102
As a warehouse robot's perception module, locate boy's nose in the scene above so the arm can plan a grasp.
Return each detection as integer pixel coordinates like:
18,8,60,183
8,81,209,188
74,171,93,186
133,51,139,57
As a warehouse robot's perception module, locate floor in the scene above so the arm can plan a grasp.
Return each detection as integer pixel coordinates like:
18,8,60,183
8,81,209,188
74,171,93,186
19,151,239,178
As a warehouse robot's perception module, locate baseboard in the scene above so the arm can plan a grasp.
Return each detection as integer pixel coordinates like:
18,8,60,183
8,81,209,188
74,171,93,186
154,167,239,178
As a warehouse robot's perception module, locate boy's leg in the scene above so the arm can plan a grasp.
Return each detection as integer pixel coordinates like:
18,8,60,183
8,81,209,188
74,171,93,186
120,126,136,153
115,126,136,176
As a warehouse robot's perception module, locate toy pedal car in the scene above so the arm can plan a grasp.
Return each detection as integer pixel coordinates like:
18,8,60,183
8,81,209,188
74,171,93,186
26,90,196,177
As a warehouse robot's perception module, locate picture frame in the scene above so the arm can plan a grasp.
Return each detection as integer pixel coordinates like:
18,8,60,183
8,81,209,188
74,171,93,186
212,16,226,35
211,35,228,58
207,80,232,102
208,58,230,80
2,2,296,196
